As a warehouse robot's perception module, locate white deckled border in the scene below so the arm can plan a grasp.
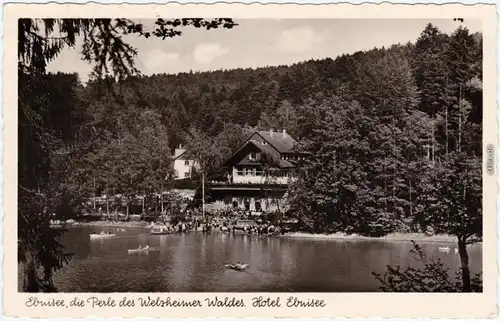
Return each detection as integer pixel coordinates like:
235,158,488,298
2,3,498,319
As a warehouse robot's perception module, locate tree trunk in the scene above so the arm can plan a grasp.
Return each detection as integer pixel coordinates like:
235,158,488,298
93,178,96,210
458,84,463,153
392,115,396,217
431,126,435,166
202,172,205,220
383,156,387,211
160,181,164,214
445,104,449,158
126,203,129,220
23,256,39,292
142,196,145,214
105,183,110,218
458,112,462,153
445,75,449,158
458,238,471,292
409,178,412,217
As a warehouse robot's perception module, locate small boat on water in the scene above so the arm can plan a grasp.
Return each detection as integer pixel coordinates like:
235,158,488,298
438,246,451,253
151,231,171,235
127,245,158,254
224,263,249,271
150,226,171,235
89,232,116,239
49,219,65,228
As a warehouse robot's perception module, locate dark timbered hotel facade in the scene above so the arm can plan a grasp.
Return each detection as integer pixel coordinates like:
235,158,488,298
210,129,307,213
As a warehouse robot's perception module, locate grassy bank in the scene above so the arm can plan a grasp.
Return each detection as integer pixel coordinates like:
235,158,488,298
282,232,468,244
73,220,152,228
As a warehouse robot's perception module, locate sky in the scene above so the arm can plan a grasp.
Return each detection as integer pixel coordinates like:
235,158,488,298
47,19,481,83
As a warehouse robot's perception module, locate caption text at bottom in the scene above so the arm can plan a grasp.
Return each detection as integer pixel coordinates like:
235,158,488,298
25,295,326,309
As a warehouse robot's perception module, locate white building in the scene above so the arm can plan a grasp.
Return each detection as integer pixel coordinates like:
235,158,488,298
172,145,198,180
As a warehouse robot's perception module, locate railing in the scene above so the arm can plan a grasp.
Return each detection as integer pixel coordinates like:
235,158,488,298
211,177,297,185
233,176,289,184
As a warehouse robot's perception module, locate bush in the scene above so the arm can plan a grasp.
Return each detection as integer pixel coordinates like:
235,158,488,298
372,241,482,292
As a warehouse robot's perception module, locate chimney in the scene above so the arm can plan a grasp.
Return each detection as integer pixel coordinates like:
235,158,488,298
270,129,274,137
282,129,287,137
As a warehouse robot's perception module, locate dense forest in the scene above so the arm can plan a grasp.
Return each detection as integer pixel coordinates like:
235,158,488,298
18,20,482,291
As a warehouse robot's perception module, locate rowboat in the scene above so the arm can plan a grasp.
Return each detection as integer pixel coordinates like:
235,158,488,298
49,220,65,228
89,233,116,239
150,230,171,235
150,227,171,235
438,246,450,253
127,245,158,254
224,263,249,271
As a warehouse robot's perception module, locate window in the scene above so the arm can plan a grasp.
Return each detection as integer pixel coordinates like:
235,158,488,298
262,141,267,145
185,160,190,166
237,168,244,176
184,172,190,178
249,152,256,160
255,201,262,211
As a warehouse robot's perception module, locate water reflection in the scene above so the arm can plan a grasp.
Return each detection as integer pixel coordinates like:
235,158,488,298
37,227,482,292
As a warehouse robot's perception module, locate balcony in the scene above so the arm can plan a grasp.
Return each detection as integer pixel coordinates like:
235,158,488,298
232,175,290,185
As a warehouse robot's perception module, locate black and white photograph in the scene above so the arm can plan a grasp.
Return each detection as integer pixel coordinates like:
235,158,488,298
15,13,487,296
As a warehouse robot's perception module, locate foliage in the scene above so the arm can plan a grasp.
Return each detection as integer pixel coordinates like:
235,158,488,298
186,127,223,175
372,241,482,292
19,18,237,77
415,152,482,241
18,192,73,292
287,51,431,237
18,18,237,292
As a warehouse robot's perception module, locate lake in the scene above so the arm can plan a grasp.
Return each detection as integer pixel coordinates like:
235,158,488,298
21,226,482,292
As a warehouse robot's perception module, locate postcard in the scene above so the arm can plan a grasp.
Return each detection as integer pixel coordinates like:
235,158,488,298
3,2,498,319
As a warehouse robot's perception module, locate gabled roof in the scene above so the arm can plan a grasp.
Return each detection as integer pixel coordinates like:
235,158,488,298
257,131,297,153
222,140,294,168
249,139,280,158
173,149,195,160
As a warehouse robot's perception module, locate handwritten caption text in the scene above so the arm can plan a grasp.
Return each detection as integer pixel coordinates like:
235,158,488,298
25,295,326,309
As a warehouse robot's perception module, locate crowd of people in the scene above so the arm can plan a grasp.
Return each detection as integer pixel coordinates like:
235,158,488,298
148,206,291,236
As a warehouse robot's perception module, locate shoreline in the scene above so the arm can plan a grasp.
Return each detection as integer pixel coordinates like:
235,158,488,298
69,221,481,244
283,232,481,244
72,220,152,228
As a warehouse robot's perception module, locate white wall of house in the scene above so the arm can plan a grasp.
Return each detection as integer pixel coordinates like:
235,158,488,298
174,159,194,179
